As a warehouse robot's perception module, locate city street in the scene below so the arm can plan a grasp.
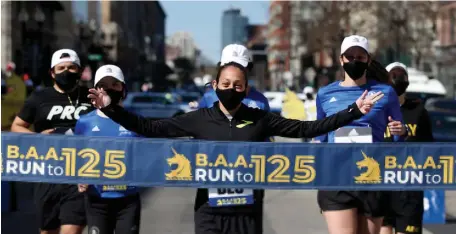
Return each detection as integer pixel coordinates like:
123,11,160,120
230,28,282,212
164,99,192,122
3,184,456,234
2,137,456,234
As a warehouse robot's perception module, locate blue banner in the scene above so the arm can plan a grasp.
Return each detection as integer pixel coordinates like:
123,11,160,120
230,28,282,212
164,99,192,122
1,132,456,190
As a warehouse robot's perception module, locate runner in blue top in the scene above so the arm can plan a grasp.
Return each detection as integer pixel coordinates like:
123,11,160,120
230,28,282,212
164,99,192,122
75,65,141,234
315,35,407,234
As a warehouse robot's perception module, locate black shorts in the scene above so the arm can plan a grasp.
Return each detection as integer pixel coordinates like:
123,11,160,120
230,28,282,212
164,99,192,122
194,203,263,234
317,190,387,217
85,193,141,234
382,191,423,234
34,183,86,230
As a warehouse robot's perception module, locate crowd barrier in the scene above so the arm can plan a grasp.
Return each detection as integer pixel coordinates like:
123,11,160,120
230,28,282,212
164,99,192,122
1,132,456,191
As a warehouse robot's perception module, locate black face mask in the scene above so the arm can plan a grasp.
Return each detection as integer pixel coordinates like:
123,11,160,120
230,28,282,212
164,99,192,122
215,88,246,110
105,89,124,105
55,70,80,92
392,74,409,96
343,61,368,80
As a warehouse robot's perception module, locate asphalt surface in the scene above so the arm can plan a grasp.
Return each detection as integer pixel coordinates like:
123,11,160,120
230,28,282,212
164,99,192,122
2,137,456,234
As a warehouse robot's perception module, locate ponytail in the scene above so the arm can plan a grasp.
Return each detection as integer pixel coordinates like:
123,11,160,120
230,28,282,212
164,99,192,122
367,59,390,84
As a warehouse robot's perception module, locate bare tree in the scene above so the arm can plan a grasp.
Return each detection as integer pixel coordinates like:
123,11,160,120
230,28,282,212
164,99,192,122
404,1,438,68
298,1,438,67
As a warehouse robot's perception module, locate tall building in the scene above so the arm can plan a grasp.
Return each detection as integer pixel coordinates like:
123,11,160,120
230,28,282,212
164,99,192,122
2,1,64,86
100,1,166,62
98,1,167,90
221,8,249,50
166,32,199,61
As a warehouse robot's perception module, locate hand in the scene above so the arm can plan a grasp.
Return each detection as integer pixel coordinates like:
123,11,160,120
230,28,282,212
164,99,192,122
78,184,88,193
88,88,111,109
41,128,55,134
355,90,384,114
388,116,407,136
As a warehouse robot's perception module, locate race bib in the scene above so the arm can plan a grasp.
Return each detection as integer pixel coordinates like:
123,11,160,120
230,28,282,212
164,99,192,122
102,185,128,191
334,127,373,143
208,188,254,207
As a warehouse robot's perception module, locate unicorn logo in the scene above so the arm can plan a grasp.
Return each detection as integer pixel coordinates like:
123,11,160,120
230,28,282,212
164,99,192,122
165,147,193,181
354,151,382,184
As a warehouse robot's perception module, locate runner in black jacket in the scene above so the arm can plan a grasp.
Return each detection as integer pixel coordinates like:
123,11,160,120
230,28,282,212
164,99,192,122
88,44,384,234
380,62,434,234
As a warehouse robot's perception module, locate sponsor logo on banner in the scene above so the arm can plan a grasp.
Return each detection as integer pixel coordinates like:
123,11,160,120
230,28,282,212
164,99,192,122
164,147,317,184
165,148,193,181
353,151,455,185
354,151,382,184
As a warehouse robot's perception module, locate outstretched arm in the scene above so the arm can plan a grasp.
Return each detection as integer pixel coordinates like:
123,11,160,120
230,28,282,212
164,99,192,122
100,104,196,138
266,90,384,138
89,88,195,138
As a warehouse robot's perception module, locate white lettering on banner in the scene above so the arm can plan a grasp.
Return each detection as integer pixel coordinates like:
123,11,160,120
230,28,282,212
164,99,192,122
6,160,45,175
194,168,235,182
47,105,88,120
384,170,447,185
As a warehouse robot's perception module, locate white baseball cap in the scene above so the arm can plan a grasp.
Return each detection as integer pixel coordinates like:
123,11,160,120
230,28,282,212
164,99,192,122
51,49,81,68
220,44,252,68
94,65,125,86
340,35,369,55
303,86,314,94
386,62,408,74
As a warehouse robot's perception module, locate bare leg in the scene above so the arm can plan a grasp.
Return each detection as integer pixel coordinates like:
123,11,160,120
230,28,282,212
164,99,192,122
60,224,85,234
379,226,394,234
323,208,358,234
357,215,383,234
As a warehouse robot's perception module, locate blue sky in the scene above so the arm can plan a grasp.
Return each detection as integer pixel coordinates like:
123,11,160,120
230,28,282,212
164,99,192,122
161,1,269,63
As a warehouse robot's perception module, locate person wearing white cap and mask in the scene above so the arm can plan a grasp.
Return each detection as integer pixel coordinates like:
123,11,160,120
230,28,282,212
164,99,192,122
198,44,270,111
11,49,93,234
76,65,142,234
88,43,380,234
380,62,433,234
314,35,408,234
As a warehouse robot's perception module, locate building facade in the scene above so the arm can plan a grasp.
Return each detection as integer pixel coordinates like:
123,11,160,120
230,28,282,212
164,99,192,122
221,8,249,50
2,1,64,86
99,1,167,90
246,24,268,91
166,32,199,62
267,1,291,91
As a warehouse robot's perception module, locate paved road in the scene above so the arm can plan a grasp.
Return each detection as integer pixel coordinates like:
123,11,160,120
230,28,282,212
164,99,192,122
2,137,456,233
3,184,456,234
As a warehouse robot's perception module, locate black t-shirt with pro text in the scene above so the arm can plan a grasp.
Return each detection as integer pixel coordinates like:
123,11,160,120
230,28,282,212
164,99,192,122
18,87,94,133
